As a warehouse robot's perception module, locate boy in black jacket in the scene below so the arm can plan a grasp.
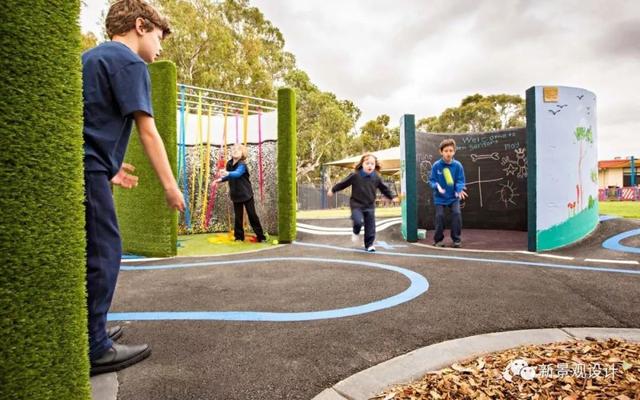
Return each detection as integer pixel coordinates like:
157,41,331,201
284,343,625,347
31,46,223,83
328,153,398,252
215,144,266,242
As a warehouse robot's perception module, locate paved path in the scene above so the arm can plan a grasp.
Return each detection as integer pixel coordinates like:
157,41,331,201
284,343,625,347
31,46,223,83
92,218,640,399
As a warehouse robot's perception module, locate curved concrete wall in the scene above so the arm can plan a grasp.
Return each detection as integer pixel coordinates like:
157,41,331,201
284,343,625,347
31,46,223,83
526,86,598,251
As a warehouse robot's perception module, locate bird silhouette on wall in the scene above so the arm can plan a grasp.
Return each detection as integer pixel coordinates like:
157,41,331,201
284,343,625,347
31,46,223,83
548,109,561,115
577,94,584,100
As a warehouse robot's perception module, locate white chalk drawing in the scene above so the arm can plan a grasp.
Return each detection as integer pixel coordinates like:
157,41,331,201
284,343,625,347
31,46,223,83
466,166,503,208
497,180,519,207
501,148,527,178
470,152,500,162
419,154,434,184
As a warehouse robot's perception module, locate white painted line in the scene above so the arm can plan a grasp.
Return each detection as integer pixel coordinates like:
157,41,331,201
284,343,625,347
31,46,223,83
297,220,402,235
121,257,166,263
584,258,639,265
297,218,401,231
536,254,575,260
411,242,535,255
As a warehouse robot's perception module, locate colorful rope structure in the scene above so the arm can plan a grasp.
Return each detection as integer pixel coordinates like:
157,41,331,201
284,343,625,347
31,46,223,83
176,83,276,233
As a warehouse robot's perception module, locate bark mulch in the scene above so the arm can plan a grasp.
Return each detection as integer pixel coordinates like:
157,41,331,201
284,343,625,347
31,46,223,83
374,338,640,399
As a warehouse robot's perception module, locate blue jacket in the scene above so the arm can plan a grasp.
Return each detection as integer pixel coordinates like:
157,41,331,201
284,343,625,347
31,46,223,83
428,158,466,205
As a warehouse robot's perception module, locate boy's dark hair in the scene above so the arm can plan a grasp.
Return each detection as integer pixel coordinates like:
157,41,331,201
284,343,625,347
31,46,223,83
439,138,456,151
106,0,171,39
354,153,381,172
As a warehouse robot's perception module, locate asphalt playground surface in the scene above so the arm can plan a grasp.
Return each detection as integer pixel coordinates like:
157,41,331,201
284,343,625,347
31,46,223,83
110,217,640,399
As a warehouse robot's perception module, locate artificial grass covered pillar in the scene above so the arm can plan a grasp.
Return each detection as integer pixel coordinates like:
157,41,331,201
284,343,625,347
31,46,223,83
114,61,178,257
277,88,297,242
0,1,90,399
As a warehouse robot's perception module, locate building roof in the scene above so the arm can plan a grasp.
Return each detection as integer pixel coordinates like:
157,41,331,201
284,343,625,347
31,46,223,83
598,158,640,170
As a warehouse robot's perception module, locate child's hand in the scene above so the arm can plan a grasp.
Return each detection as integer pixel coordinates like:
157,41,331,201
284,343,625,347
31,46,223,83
220,170,229,177
214,178,222,184
165,186,185,212
456,190,468,200
327,189,333,197
436,183,445,194
111,163,138,189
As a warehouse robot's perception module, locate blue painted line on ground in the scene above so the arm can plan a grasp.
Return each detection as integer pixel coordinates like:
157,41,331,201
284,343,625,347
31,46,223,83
602,228,640,254
599,215,620,222
109,257,429,322
292,242,640,276
122,254,146,260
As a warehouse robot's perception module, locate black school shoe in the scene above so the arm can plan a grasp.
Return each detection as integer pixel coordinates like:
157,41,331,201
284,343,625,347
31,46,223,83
107,325,123,342
452,241,462,248
90,343,151,376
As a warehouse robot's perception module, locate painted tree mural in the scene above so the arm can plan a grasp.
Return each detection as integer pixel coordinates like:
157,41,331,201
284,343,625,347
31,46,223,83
574,126,593,211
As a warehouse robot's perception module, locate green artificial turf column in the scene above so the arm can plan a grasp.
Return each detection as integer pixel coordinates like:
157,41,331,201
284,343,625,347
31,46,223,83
277,88,297,243
0,1,90,399
114,61,178,257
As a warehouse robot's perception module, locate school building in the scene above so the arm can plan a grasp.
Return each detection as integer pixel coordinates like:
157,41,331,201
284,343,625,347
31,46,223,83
598,157,640,201
598,158,640,188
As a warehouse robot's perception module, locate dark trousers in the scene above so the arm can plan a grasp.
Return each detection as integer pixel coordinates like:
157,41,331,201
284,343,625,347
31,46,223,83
233,197,265,241
351,207,376,248
434,200,462,243
84,172,121,361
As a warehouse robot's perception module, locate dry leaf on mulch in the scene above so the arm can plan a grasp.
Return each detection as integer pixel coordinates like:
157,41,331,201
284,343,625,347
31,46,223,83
372,338,640,399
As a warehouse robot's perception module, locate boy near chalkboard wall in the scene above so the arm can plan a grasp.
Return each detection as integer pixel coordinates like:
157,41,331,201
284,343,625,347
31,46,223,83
428,139,468,248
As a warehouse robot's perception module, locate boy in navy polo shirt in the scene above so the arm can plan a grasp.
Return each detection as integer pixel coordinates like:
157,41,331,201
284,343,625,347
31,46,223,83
82,0,185,375
428,139,467,248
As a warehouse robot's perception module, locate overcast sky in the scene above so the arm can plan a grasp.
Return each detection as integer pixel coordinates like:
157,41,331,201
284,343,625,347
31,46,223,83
81,0,640,160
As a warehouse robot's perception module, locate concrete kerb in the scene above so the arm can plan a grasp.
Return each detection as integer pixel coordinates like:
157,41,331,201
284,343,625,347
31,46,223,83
312,327,640,400
90,372,117,400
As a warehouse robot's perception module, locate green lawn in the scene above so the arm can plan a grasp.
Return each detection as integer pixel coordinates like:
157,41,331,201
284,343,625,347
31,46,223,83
297,207,402,219
599,201,640,219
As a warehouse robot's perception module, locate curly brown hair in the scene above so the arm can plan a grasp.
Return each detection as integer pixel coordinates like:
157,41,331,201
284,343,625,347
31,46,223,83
354,153,381,172
106,0,171,39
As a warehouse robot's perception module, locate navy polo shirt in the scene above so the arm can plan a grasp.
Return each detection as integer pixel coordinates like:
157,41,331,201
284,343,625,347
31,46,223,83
82,41,153,178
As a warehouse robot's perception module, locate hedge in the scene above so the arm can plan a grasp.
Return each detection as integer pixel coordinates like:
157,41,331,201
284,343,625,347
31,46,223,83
277,88,297,242
114,61,178,257
0,1,90,399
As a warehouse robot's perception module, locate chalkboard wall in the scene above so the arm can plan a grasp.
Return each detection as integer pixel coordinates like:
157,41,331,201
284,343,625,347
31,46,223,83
416,128,527,231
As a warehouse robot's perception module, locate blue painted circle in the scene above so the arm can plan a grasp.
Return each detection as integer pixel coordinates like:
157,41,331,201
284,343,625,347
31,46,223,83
602,228,640,254
108,257,429,322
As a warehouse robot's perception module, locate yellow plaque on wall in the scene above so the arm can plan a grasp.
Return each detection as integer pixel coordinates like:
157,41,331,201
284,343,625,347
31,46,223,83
543,87,558,102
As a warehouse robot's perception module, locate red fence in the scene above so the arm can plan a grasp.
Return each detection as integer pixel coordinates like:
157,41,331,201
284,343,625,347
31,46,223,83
599,187,640,201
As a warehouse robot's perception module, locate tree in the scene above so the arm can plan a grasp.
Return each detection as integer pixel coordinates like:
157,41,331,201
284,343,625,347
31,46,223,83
81,32,98,52
152,0,295,98
350,114,399,154
285,69,360,182
417,93,524,133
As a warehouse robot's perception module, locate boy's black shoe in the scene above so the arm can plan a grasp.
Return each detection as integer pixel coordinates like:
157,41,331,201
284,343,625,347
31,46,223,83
433,241,445,247
90,343,151,376
107,325,122,342
453,241,462,248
